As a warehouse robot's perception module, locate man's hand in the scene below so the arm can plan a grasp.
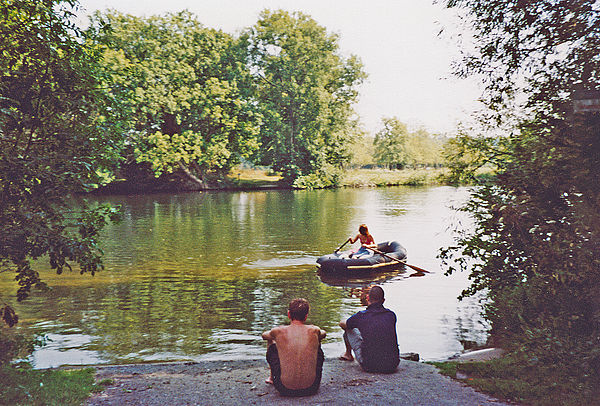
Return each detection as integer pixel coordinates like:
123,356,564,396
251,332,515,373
339,320,347,330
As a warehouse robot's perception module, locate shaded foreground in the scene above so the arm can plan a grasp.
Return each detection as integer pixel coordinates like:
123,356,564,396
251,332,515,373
86,358,514,406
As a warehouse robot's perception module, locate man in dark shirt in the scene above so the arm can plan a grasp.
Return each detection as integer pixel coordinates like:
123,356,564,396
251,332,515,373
339,285,399,373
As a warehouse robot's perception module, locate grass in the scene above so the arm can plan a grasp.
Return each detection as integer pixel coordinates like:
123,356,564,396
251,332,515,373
226,167,282,188
0,364,108,406
429,356,600,406
226,166,451,189
224,166,494,189
340,168,447,187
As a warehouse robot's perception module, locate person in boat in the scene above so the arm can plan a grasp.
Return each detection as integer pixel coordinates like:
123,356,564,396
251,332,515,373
348,224,376,258
262,298,327,397
339,285,400,373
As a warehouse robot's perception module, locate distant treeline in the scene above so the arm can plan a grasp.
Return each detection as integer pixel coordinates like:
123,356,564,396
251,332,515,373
349,118,447,170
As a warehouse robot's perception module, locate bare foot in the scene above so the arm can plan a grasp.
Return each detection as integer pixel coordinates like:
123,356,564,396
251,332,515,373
265,376,273,384
339,353,354,361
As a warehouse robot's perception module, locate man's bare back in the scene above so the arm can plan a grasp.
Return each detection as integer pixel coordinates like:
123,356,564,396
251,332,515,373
263,298,326,396
263,322,325,389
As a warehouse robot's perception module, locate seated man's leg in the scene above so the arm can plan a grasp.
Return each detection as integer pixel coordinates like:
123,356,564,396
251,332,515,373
266,344,286,394
343,328,364,366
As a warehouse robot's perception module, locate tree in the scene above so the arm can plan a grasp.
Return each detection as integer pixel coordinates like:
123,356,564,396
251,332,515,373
442,129,511,184
374,118,446,169
243,9,366,186
348,132,375,168
373,117,409,169
0,0,119,329
87,11,261,188
404,127,446,168
440,0,600,400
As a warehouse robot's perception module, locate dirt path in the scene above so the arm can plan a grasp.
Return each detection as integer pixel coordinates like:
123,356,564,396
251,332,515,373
86,358,514,406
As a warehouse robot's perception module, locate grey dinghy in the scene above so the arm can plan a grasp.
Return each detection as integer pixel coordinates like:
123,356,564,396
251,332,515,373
316,241,407,273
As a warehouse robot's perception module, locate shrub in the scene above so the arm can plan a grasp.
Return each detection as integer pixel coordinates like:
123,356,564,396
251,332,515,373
292,164,341,189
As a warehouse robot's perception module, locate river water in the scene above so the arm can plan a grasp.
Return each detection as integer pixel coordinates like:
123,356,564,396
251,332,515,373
1,186,488,368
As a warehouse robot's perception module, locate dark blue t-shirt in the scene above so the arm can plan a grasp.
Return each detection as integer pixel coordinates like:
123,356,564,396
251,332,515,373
346,302,400,372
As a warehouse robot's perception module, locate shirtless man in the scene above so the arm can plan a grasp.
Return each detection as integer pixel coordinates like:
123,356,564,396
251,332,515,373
262,298,326,397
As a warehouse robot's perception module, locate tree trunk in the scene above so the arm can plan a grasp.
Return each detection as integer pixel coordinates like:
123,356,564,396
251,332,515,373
161,112,180,136
177,161,206,190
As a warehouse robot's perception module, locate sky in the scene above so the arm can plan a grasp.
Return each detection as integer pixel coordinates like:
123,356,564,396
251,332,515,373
74,0,482,135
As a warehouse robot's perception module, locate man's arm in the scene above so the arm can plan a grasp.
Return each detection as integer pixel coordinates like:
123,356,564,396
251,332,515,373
341,312,359,331
318,328,326,341
262,328,278,345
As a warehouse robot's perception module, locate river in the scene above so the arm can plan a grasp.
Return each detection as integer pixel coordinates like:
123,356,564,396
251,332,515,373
0,186,488,368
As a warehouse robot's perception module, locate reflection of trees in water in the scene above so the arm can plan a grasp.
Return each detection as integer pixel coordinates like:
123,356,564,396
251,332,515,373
18,267,345,363
447,294,491,351
8,189,368,364
95,189,361,271
317,267,409,288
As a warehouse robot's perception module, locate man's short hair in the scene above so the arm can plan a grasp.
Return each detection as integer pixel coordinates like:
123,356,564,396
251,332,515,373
288,298,310,321
368,285,385,303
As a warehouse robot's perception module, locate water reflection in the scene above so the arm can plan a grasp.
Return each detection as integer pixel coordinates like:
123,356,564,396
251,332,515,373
318,268,416,307
0,186,488,367
317,267,408,288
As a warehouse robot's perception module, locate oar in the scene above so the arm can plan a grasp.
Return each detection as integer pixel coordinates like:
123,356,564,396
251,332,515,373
365,246,430,273
334,238,351,253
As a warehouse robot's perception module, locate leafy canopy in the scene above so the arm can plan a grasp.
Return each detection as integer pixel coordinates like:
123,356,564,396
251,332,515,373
87,10,262,186
0,0,120,311
374,118,445,169
243,9,366,186
374,118,409,169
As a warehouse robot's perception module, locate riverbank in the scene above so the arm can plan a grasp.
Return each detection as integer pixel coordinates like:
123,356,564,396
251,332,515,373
92,167,452,194
85,357,514,406
231,167,448,189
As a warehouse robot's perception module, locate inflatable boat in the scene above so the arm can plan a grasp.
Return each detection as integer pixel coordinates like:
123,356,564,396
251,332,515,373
316,241,407,273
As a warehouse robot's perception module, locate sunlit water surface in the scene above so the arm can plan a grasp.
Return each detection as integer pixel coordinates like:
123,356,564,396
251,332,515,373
0,186,488,368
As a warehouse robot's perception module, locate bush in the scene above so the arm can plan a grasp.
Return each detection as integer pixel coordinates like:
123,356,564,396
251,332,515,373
403,174,426,186
292,164,341,189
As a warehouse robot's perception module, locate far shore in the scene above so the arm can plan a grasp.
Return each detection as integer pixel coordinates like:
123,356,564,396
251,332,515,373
90,167,454,195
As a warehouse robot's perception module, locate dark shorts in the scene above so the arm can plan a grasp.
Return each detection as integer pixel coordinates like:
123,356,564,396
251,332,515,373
266,343,324,397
